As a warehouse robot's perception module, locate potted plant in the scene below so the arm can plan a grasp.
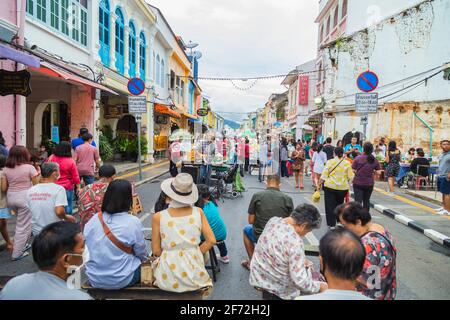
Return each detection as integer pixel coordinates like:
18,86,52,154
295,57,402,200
99,133,114,162
114,135,133,161
41,137,57,156
126,135,148,162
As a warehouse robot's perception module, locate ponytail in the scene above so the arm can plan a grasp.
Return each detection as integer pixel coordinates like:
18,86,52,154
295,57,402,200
363,142,375,164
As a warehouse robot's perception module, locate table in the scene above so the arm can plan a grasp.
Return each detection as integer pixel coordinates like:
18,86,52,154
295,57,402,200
396,164,439,182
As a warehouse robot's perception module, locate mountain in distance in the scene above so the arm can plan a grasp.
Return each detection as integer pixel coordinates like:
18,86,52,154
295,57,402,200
223,119,240,130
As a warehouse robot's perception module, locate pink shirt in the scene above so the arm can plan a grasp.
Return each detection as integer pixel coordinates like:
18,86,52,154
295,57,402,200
3,164,38,193
48,155,81,190
75,143,100,176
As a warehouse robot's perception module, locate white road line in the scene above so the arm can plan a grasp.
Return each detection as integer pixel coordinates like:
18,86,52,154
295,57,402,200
140,213,151,222
305,232,319,246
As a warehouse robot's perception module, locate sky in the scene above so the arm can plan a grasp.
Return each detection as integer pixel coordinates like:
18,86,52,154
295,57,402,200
146,0,320,123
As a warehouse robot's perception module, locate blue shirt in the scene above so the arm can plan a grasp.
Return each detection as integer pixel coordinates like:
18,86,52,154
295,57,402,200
84,211,148,290
201,202,227,241
0,144,8,157
71,137,96,150
344,143,362,158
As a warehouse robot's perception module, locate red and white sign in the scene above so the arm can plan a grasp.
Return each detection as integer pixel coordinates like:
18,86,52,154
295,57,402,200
298,75,309,106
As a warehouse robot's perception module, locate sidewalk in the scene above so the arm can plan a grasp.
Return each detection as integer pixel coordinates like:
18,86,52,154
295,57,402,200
0,159,169,251
351,181,450,248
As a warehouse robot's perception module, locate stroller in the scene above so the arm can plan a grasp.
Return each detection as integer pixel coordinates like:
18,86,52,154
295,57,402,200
211,164,244,200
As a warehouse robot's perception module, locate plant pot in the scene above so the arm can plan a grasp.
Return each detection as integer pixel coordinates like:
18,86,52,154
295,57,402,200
113,153,123,162
125,152,134,161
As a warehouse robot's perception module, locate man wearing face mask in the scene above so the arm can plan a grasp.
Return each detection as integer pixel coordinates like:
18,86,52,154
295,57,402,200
0,221,92,300
27,163,76,236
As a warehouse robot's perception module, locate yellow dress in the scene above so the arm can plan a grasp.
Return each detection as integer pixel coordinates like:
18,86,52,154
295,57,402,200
153,207,213,292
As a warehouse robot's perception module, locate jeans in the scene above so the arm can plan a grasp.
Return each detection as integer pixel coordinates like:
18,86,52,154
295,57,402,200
216,241,228,257
204,165,212,186
81,175,95,186
65,189,74,215
258,164,267,182
245,158,250,172
127,267,141,287
281,161,289,177
243,224,258,243
323,187,348,227
353,184,374,211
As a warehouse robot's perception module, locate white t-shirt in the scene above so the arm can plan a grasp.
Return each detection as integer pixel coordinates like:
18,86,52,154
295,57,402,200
27,183,68,235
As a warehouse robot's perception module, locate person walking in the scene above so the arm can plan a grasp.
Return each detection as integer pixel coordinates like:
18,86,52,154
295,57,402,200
244,137,250,173
378,137,387,157
318,147,354,229
0,131,8,157
71,128,97,150
168,139,181,177
280,138,289,178
47,142,81,215
3,146,40,260
323,137,335,161
258,139,269,183
352,142,382,211
336,202,397,300
74,133,101,186
312,144,327,189
303,140,311,177
385,140,401,193
0,155,13,253
291,143,305,189
435,140,450,215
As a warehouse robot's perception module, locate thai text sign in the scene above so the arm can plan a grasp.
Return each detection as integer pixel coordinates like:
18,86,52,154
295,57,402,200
128,96,147,114
0,69,31,97
355,93,378,114
298,75,309,106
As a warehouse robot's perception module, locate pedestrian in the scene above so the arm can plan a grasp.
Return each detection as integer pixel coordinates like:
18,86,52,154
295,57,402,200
244,137,250,173
37,143,49,165
297,228,371,300
0,131,8,157
47,141,81,215
344,137,362,160
196,184,230,264
405,147,416,162
154,191,169,213
77,164,116,231
303,140,311,177
3,146,40,261
385,140,401,193
74,133,101,186
169,139,181,177
318,147,354,229
27,163,75,236
373,145,386,162
152,174,216,292
352,142,382,211
71,128,97,150
258,138,269,183
335,202,397,300
312,144,327,189
309,142,318,183
0,221,92,300
280,138,289,177
241,175,294,270
0,154,13,254
435,140,450,215
291,142,305,189
323,137,335,161
378,137,387,157
84,180,148,290
336,140,344,148
250,204,327,300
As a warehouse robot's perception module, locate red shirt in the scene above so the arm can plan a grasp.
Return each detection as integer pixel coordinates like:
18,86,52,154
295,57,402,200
48,155,81,190
245,144,250,158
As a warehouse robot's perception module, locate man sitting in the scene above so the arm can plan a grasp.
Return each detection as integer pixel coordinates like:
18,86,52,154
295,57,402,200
27,162,75,236
0,221,92,300
297,228,371,300
241,175,294,270
410,148,430,178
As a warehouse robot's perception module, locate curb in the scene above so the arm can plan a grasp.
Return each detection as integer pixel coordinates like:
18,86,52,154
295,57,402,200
350,192,450,249
404,190,443,206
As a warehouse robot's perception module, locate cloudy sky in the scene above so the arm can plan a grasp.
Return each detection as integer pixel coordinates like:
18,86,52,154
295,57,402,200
147,0,319,122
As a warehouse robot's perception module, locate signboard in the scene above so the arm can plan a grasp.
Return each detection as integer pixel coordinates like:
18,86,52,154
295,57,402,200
298,75,309,106
51,126,60,144
357,71,379,93
128,96,147,114
127,78,146,96
308,118,321,126
360,115,368,125
356,93,378,114
197,108,209,117
0,69,31,97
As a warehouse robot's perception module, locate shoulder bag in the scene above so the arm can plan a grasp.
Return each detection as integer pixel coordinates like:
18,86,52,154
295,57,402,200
98,211,135,255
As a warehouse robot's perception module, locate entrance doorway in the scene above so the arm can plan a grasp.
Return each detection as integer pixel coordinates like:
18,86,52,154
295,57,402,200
116,114,138,136
34,101,70,147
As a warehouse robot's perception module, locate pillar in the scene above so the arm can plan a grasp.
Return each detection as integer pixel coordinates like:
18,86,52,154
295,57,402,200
124,25,130,78
109,13,117,71
135,36,141,79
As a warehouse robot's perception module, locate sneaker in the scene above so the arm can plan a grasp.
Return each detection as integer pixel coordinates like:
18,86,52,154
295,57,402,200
217,254,230,264
434,207,444,212
400,185,408,189
436,208,449,215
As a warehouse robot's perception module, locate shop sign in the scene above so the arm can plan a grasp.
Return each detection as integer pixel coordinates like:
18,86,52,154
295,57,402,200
197,108,209,117
128,96,147,114
298,75,309,106
155,115,168,124
0,69,31,97
308,118,321,126
355,93,378,114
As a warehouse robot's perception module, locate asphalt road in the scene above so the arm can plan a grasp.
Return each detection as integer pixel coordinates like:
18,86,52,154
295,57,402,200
1,172,449,300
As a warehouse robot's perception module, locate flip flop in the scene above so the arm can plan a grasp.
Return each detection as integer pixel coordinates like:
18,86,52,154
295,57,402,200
241,260,250,271
22,243,32,252
12,251,30,261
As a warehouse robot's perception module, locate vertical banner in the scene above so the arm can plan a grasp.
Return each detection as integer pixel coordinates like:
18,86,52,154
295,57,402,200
298,75,309,106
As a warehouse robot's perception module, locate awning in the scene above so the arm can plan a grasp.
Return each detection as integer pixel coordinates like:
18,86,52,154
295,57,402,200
30,62,118,95
188,118,202,123
302,124,313,130
154,104,181,119
0,44,40,68
182,112,198,120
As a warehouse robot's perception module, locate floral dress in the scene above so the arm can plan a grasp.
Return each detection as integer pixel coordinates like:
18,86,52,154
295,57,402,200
357,231,397,300
387,151,401,178
153,207,213,293
291,150,305,172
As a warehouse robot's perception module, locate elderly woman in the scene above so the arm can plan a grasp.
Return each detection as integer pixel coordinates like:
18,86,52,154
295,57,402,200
249,204,328,300
335,202,397,300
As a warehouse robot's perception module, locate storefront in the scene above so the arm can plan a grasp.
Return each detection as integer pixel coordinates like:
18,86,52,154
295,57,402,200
153,104,181,157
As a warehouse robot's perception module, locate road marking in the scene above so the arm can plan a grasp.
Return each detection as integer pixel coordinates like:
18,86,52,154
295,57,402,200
374,187,450,220
140,213,151,222
424,229,447,245
394,214,414,226
305,232,319,246
117,161,168,179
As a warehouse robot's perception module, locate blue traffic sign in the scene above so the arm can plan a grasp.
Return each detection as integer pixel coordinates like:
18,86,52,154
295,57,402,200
127,78,146,96
357,71,379,93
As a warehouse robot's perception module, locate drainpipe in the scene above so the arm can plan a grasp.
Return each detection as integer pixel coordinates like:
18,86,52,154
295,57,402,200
413,112,433,158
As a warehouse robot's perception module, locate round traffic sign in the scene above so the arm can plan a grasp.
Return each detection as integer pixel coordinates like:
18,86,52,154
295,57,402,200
127,78,146,96
357,71,379,93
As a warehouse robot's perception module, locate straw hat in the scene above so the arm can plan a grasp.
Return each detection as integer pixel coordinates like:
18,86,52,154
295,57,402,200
160,173,198,205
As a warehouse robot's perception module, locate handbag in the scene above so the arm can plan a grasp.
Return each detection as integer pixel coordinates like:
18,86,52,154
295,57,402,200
98,211,135,255
312,190,321,203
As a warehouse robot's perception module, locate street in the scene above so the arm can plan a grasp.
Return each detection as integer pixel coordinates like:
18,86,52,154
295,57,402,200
1,168,449,300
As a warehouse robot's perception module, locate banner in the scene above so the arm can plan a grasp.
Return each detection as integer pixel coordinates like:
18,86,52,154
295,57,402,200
298,75,309,106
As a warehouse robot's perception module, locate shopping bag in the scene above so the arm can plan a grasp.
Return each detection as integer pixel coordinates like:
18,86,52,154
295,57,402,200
312,190,321,203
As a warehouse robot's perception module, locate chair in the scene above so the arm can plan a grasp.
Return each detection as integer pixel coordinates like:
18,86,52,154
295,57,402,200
414,165,430,190
205,246,220,283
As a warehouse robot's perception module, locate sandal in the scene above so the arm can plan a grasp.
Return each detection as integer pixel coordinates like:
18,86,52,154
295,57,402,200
12,251,30,261
241,260,250,271
22,243,32,252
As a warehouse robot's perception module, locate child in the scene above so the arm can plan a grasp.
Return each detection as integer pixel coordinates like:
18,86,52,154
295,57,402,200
0,154,13,253
195,184,230,264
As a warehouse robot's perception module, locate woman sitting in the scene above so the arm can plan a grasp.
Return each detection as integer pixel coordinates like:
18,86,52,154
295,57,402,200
152,173,216,292
195,184,229,263
84,179,148,290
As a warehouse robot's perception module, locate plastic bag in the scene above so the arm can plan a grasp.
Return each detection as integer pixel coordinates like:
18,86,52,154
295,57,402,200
312,190,321,203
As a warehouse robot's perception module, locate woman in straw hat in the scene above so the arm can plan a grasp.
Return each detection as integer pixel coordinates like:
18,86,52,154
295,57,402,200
152,173,216,292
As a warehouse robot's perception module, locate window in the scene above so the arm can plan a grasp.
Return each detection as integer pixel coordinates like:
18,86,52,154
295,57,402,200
156,55,161,85
170,70,176,89
326,16,331,35
128,22,136,78
71,2,80,42
152,51,155,81
333,6,339,28
161,59,165,88
319,24,324,43
26,0,34,15
342,0,348,18
50,0,59,29
175,76,181,103
115,8,125,75
37,0,46,22
80,9,87,46
99,0,110,66
181,80,185,105
61,0,69,35
139,32,146,81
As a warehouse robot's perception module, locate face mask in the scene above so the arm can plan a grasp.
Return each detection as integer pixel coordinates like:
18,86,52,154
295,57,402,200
66,246,90,274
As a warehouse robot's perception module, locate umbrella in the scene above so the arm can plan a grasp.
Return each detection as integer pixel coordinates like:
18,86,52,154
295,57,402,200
169,129,193,141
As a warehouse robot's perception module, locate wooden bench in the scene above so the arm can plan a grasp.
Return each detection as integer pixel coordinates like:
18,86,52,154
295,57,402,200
304,245,320,257
82,282,212,300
